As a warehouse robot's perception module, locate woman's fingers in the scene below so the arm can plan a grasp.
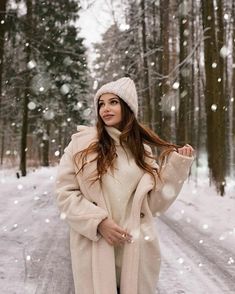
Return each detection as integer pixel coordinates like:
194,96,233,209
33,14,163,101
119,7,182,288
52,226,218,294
98,218,133,246
116,227,132,242
178,144,195,157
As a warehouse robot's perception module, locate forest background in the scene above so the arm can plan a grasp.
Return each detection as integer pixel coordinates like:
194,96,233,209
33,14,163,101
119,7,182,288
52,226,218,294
0,0,234,196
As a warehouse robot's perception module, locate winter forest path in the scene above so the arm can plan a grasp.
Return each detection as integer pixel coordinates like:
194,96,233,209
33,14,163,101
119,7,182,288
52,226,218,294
0,167,234,294
156,214,235,293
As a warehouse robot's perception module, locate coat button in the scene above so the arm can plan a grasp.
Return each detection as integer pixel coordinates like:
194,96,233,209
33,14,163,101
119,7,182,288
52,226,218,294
92,201,98,206
140,212,145,218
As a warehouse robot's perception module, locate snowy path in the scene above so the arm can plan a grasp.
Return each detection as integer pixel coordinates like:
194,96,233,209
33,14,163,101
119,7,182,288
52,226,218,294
0,168,75,294
156,215,235,293
0,167,234,293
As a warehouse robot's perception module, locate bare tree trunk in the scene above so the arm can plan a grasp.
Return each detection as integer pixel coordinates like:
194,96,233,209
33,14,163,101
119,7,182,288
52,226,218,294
151,1,162,135
0,0,7,101
20,0,32,176
42,122,50,166
159,0,171,140
232,0,235,169
201,0,226,195
190,0,195,146
177,0,191,145
140,0,151,126
0,0,8,165
232,1,235,136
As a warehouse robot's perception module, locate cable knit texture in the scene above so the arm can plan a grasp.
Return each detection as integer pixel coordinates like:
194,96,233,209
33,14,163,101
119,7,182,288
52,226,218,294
94,77,138,117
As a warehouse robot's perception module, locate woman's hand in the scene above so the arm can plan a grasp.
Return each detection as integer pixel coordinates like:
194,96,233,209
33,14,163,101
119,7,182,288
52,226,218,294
177,144,195,157
97,218,132,246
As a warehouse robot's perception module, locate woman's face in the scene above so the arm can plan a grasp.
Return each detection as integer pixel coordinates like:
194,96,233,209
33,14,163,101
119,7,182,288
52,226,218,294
98,93,122,129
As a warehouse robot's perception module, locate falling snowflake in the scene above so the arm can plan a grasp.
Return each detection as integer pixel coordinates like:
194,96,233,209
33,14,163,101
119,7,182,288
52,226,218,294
43,110,55,120
31,73,51,95
180,90,188,98
17,184,23,190
172,82,179,89
45,218,50,223
211,104,217,111
198,263,203,267
177,257,184,264
26,255,31,261
212,62,217,68
202,224,209,230
93,80,98,90
224,13,229,20
119,23,130,31
83,108,92,117
183,29,189,37
54,151,60,157
220,46,229,58
63,56,73,66
60,213,67,220
130,229,140,241
171,105,176,112
27,60,37,70
162,184,176,199
60,84,70,95
186,217,191,223
228,257,234,265
219,233,227,240
76,101,83,110
28,102,36,110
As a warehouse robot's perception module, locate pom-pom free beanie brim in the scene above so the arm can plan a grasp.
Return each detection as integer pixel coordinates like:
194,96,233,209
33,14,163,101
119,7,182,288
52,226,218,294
94,77,138,117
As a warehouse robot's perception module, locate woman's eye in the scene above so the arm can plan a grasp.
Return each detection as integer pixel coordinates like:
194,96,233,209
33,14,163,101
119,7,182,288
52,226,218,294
111,100,118,104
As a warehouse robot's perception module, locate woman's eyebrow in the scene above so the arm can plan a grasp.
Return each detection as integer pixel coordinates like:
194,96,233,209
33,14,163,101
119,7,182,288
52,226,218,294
99,97,118,102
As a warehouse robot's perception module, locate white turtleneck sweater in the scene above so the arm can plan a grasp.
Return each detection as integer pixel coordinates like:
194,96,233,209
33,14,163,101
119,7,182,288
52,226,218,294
102,126,144,287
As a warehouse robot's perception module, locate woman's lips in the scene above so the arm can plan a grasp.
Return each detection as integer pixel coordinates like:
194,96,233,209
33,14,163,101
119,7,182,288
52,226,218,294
103,114,114,119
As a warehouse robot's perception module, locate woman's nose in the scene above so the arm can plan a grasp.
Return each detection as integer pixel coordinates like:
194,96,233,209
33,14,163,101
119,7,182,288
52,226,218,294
103,104,110,111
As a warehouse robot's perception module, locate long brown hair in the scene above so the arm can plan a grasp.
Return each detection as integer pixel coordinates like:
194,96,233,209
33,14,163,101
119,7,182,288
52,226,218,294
74,97,178,186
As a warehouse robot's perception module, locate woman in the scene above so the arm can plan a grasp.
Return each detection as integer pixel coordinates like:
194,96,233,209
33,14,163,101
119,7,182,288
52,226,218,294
55,77,194,294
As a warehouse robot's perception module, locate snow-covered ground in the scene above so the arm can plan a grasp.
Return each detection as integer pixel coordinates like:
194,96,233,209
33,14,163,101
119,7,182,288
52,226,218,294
156,161,235,293
0,161,234,293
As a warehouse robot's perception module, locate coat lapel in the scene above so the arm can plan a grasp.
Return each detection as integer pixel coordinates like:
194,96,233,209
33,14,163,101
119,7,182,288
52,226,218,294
120,173,154,294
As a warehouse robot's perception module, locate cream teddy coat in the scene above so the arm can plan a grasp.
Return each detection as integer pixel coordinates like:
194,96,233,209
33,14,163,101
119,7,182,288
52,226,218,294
55,125,194,294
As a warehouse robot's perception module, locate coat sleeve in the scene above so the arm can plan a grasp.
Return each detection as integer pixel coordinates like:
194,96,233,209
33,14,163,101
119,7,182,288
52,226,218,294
148,151,194,215
55,139,108,241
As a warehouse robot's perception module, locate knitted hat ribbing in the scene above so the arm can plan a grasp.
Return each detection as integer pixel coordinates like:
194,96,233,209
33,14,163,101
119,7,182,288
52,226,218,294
94,77,138,118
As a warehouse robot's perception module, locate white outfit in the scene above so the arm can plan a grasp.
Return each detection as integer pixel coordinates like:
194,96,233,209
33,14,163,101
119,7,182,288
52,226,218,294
102,126,144,286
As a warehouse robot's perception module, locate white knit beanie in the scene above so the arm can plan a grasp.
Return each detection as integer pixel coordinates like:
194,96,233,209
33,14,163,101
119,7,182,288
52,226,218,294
94,77,138,118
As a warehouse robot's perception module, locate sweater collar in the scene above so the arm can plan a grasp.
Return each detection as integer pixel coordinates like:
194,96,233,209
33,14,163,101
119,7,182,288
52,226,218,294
105,126,121,145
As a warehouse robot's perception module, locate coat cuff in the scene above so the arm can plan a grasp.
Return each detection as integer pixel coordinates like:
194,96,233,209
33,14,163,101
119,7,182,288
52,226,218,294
167,151,194,180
